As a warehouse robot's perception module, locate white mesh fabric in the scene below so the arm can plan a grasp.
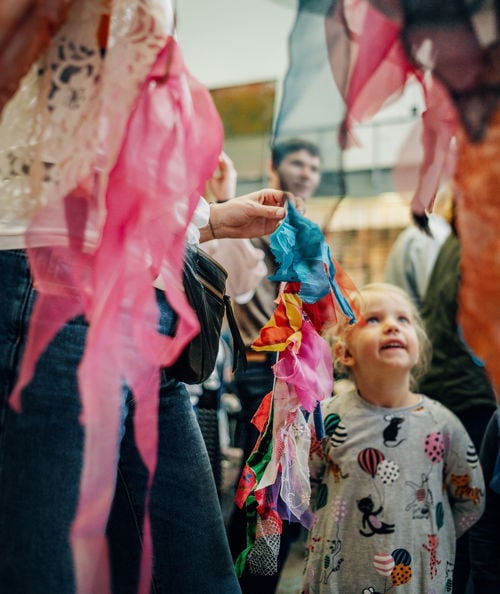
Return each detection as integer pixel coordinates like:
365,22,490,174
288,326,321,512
247,513,281,576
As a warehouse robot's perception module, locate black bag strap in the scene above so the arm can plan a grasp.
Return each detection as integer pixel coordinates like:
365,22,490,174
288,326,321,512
223,294,247,373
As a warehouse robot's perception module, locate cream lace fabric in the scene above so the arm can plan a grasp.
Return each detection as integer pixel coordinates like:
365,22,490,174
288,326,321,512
0,0,173,247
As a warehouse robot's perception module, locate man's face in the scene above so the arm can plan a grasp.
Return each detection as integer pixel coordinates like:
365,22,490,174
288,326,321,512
273,149,321,199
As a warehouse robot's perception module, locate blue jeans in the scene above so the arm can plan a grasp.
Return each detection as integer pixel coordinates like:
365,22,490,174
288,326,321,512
0,249,240,594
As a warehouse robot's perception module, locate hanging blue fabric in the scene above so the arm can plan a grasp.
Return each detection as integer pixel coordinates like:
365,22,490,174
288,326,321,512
269,201,357,328
323,243,356,323
269,201,329,302
270,202,356,324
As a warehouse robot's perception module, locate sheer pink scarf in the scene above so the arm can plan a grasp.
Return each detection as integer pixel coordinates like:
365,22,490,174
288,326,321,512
10,37,223,594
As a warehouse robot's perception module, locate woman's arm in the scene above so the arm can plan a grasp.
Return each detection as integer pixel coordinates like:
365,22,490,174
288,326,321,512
199,188,305,242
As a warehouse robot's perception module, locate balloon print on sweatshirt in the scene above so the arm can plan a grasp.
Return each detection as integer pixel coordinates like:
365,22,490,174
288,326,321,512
366,549,412,593
358,447,400,505
391,548,412,587
377,459,400,485
371,551,395,593
358,447,385,478
424,432,446,464
392,548,411,566
466,443,479,468
374,552,395,577
324,412,348,447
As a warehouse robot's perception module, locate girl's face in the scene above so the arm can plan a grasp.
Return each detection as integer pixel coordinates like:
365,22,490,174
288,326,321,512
341,290,420,376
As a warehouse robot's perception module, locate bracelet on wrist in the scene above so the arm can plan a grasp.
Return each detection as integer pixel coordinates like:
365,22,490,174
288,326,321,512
208,204,217,239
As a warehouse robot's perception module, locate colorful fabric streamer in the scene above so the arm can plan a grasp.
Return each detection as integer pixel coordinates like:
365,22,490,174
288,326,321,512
235,203,357,577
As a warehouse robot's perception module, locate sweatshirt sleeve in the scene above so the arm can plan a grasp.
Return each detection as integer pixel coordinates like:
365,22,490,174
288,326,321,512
443,411,486,539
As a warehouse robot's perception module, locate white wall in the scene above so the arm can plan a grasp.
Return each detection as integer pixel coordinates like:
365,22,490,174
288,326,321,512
176,0,296,89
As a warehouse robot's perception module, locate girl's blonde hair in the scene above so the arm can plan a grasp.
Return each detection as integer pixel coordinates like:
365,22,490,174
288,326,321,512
327,282,432,389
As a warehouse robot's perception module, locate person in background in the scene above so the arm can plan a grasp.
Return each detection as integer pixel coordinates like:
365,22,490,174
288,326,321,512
384,184,453,310
469,408,500,592
215,137,322,593
303,282,484,594
418,199,496,594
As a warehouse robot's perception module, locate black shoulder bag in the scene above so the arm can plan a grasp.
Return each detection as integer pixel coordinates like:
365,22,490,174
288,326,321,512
167,245,247,384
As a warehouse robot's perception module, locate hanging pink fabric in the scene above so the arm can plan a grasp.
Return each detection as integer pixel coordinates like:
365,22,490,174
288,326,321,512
10,36,223,594
273,318,333,413
340,1,407,137
335,0,458,216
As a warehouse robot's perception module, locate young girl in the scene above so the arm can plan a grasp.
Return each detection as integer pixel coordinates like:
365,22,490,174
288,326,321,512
302,283,485,594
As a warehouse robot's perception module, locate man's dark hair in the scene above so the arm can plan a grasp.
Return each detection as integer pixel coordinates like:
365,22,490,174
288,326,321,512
271,138,321,169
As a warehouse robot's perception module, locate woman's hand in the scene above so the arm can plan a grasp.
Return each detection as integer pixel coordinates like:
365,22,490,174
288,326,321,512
199,189,305,242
